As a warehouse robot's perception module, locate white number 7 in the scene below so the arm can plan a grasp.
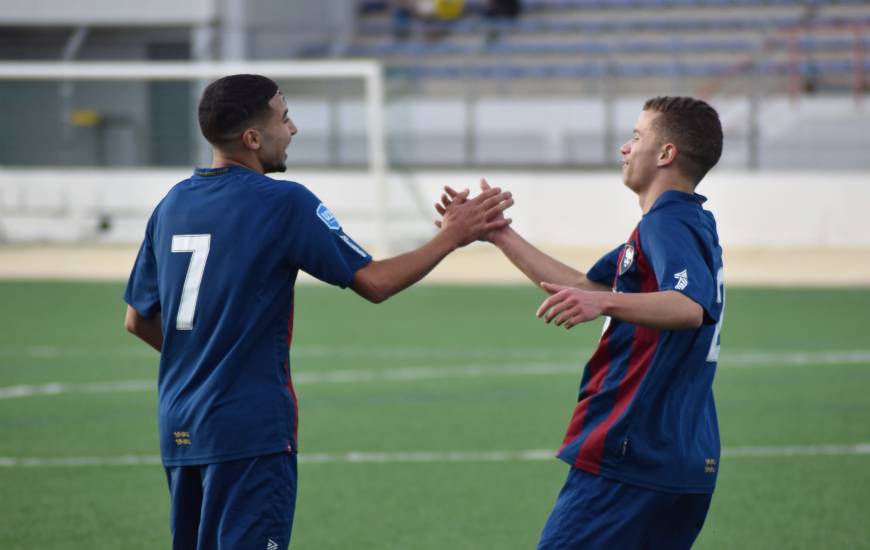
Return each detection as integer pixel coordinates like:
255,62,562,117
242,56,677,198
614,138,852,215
171,234,211,331
706,267,725,363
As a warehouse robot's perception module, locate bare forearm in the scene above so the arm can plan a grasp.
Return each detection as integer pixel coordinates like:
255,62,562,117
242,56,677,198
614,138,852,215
137,325,163,352
492,228,607,291
353,231,457,303
354,184,514,303
603,291,703,330
125,308,163,352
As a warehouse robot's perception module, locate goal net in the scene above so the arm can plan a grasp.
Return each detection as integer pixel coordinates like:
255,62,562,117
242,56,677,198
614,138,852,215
0,60,392,252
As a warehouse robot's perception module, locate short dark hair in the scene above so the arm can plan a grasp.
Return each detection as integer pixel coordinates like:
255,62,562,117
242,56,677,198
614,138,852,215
642,96,723,185
198,74,279,147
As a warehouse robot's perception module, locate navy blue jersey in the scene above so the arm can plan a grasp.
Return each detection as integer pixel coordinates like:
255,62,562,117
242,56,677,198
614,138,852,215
558,190,725,493
124,165,371,466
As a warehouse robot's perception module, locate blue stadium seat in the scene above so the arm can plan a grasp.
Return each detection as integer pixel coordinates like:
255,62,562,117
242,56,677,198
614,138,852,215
350,37,767,58
389,58,870,80
357,0,869,14
354,0,870,87
358,15,808,35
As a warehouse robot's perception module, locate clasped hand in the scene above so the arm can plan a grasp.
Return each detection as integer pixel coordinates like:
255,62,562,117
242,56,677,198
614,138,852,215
433,179,513,247
433,180,602,330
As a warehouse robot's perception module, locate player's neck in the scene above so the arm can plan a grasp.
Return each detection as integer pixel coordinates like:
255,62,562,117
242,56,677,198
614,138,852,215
209,150,265,174
638,177,695,214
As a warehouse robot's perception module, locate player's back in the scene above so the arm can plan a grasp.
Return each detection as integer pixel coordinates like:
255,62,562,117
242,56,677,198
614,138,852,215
144,165,308,466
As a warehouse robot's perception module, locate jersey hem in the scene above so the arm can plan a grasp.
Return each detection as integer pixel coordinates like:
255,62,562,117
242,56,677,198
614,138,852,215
161,443,295,467
558,454,716,495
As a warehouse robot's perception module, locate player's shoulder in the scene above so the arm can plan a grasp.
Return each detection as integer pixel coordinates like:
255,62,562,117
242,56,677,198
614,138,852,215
151,176,192,218
234,172,320,214
159,168,321,218
642,191,714,229
252,175,306,197
641,192,719,246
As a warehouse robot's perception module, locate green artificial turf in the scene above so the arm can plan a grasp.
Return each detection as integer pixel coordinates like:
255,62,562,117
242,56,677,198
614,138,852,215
0,282,868,548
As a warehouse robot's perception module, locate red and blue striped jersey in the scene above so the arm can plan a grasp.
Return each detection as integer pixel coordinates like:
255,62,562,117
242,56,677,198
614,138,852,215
557,190,724,493
125,165,371,466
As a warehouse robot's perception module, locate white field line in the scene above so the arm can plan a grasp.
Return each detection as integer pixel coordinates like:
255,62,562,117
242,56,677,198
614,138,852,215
1,443,869,468
723,350,870,367
0,364,576,399
3,345,870,364
0,380,155,399
2,350,870,400
0,346,574,360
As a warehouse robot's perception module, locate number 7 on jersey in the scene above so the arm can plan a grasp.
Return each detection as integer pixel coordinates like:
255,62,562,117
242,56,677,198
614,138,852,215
171,234,211,331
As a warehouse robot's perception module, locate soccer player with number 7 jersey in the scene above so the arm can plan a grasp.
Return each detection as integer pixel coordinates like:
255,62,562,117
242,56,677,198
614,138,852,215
122,74,513,550
437,96,725,549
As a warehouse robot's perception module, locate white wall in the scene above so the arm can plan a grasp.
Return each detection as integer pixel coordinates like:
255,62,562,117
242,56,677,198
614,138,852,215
291,95,870,169
0,168,866,250
0,0,215,25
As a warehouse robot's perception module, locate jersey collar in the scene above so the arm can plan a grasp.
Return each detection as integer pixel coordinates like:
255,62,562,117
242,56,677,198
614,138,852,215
194,166,233,177
649,189,707,213
193,165,261,177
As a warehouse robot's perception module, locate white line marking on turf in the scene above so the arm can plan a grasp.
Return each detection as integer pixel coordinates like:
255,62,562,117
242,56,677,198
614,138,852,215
0,345,570,360
2,443,869,467
0,455,162,467
724,350,870,367
294,363,580,384
2,350,870,399
0,363,577,399
721,443,870,457
0,380,155,399
4,345,870,365
301,449,557,464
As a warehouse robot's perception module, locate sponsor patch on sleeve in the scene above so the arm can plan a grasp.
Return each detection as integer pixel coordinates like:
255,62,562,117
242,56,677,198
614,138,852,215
316,203,341,231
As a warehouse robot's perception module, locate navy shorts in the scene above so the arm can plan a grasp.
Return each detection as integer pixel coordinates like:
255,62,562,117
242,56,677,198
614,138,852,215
537,467,712,550
164,452,297,550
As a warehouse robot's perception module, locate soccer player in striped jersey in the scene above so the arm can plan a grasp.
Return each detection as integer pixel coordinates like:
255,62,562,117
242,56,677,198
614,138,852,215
438,96,724,549
123,74,513,550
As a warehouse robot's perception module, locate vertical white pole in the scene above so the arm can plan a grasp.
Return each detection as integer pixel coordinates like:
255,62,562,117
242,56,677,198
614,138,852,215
220,0,247,61
191,26,215,167
365,61,389,255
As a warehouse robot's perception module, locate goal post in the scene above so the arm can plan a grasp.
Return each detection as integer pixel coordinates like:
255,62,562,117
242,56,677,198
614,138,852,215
0,60,390,253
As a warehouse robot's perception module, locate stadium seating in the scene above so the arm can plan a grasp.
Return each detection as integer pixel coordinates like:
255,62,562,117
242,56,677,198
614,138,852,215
359,0,869,13
349,0,870,91
387,58,869,80
352,36,870,58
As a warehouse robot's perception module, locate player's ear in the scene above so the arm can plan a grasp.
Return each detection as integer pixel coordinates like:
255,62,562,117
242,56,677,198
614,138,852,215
240,128,262,151
657,142,677,167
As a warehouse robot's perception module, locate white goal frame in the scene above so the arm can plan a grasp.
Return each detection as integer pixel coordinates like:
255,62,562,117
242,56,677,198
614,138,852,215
0,59,390,252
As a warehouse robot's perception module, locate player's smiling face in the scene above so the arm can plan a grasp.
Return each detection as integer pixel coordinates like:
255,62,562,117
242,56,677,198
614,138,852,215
257,91,297,173
620,110,661,194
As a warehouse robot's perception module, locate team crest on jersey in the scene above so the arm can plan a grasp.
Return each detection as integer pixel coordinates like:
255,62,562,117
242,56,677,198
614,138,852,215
618,243,635,275
316,203,341,231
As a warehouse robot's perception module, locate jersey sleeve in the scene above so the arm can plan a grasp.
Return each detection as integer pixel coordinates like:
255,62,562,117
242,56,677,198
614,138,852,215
285,185,372,288
639,213,719,324
586,244,623,286
124,214,161,318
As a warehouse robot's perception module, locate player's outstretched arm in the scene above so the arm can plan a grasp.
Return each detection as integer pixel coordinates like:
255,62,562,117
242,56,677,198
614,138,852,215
124,305,163,352
490,226,608,291
435,179,608,292
352,187,513,304
536,282,703,330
